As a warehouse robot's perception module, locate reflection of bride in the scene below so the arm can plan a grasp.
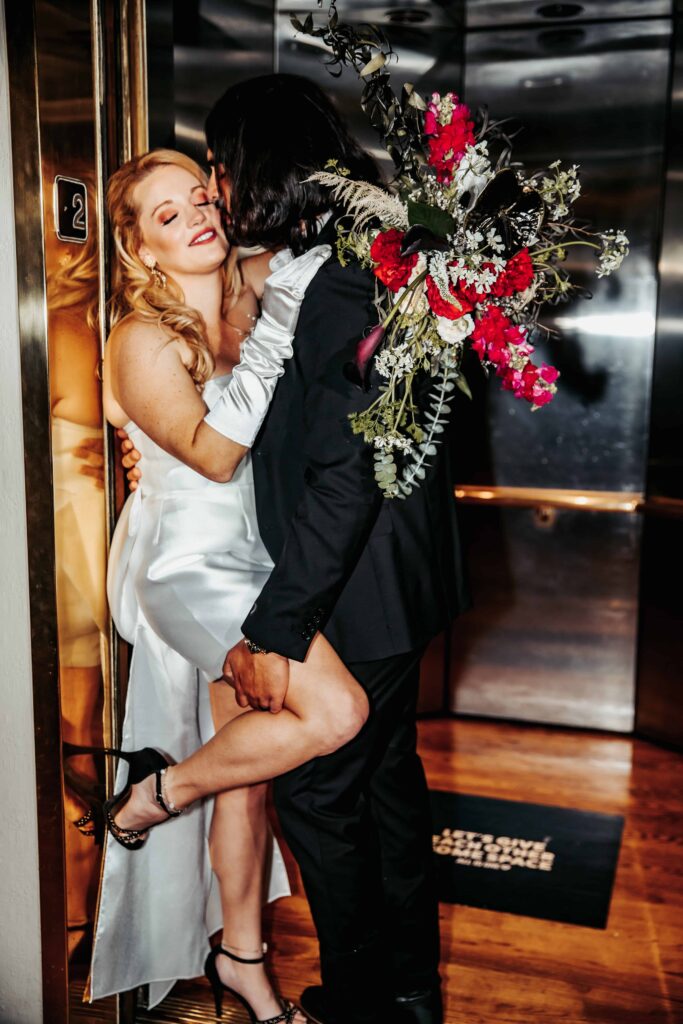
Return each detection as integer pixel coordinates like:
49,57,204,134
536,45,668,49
47,215,107,962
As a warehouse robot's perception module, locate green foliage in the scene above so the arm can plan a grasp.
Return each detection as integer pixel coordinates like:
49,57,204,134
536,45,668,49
407,200,457,239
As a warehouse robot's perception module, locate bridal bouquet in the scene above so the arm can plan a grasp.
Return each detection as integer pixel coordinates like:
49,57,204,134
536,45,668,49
293,3,629,498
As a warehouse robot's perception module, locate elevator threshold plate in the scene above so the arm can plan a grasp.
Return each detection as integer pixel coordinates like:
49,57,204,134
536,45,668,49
430,790,624,929
70,976,250,1023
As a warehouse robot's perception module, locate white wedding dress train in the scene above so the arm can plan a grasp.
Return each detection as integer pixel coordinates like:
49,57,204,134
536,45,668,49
88,374,291,1009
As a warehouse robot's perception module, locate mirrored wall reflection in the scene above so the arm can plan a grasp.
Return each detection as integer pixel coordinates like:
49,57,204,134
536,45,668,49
34,0,113,1012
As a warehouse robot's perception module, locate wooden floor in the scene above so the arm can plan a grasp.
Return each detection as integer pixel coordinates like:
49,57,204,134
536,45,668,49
129,717,683,1024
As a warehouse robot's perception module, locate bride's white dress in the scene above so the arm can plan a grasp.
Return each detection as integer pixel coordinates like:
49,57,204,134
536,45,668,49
88,373,291,1008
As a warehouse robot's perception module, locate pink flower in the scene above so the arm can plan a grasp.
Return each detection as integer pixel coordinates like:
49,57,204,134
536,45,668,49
469,305,559,407
344,323,386,392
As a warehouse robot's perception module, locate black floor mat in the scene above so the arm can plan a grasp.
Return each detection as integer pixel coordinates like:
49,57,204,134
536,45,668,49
430,790,624,928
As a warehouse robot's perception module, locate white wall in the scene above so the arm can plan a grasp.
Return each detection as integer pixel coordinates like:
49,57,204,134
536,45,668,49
0,5,44,1023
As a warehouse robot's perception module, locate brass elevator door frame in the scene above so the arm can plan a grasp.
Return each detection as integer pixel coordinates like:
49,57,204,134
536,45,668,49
5,0,149,1020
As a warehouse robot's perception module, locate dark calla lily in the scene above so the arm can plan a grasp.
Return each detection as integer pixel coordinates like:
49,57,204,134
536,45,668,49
400,224,451,257
344,322,386,391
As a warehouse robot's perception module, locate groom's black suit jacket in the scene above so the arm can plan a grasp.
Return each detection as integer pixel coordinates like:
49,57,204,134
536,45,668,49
242,216,471,663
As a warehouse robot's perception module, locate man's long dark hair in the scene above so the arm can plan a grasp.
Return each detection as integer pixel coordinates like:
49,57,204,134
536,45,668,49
205,73,381,254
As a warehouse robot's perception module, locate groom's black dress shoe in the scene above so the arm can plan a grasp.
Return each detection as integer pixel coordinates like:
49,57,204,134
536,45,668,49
299,985,443,1024
299,986,336,1024
394,987,443,1024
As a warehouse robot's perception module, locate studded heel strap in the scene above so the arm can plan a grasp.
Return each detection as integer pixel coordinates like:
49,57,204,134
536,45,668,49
257,1005,297,1024
155,767,183,817
104,804,148,848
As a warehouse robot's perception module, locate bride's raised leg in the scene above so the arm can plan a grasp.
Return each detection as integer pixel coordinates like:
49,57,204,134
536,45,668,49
113,632,367,828
204,683,306,1023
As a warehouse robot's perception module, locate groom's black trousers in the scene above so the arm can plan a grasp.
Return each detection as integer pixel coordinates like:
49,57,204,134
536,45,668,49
273,646,440,1024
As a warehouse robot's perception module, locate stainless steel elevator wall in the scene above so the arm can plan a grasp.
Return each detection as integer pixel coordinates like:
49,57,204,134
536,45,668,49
157,1,675,732
449,12,671,730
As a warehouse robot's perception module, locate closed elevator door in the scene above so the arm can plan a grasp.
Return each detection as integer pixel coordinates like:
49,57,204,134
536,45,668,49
447,5,672,730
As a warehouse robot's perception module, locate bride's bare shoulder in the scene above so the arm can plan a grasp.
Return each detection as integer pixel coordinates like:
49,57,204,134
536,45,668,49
105,312,190,389
107,312,173,355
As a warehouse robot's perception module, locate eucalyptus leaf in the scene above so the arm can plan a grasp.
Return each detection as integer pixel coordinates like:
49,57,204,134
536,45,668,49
455,374,473,400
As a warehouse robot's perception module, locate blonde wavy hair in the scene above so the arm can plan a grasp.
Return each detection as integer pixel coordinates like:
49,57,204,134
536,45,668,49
107,148,240,387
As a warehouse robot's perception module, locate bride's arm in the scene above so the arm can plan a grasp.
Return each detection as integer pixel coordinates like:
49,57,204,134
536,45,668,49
108,319,247,482
108,243,331,483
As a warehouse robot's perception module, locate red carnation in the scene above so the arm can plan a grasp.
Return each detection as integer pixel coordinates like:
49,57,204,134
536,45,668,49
425,275,473,321
491,248,535,297
370,229,418,293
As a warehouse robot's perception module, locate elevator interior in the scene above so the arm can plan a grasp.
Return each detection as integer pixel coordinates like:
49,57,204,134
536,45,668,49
155,0,680,733
5,1,683,1022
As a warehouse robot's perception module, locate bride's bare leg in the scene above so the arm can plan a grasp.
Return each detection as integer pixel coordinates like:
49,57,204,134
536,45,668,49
181,633,367,804
116,633,367,826
206,684,305,1022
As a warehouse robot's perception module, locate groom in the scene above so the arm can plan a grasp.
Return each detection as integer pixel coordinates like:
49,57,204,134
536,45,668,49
127,74,470,1023
208,74,470,1024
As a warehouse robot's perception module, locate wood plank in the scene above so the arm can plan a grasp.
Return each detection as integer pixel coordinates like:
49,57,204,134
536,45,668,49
133,719,683,1024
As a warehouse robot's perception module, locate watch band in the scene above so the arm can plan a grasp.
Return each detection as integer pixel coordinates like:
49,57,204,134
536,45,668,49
244,637,269,656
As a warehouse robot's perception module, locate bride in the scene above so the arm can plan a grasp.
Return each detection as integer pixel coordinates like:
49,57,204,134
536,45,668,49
88,148,369,1022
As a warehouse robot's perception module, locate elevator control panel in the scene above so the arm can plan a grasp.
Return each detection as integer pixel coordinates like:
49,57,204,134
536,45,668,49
53,175,88,244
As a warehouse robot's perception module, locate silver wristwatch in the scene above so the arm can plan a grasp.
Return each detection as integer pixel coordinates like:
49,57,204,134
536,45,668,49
244,637,269,656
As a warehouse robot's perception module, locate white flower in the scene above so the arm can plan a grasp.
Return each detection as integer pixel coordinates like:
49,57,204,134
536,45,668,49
394,343,415,376
435,313,474,345
486,228,505,253
465,229,484,250
596,229,629,278
393,435,415,453
449,257,502,294
540,161,581,219
374,349,396,379
375,343,415,381
427,252,453,302
373,433,414,453
453,142,493,202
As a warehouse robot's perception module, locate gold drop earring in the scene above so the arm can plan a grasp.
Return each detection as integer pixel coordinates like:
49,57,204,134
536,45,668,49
143,254,167,289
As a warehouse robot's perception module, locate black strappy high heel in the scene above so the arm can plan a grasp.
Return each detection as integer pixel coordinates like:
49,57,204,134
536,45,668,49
62,743,184,851
104,746,184,850
204,943,299,1024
